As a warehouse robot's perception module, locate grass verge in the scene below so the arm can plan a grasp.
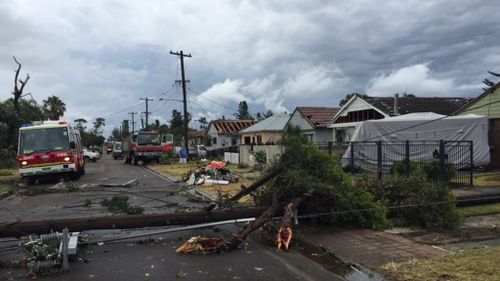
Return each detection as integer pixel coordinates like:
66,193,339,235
0,183,12,194
197,177,255,205
0,169,20,183
457,203,500,217
380,246,500,281
474,171,500,188
150,162,254,178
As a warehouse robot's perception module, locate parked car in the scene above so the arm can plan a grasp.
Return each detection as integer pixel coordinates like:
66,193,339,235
83,149,99,162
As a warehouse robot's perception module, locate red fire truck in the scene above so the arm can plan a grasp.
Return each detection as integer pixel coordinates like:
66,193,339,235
17,120,85,185
123,131,174,165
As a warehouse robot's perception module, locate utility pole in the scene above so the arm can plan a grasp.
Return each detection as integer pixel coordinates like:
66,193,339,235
170,50,192,157
139,98,153,130
128,112,138,134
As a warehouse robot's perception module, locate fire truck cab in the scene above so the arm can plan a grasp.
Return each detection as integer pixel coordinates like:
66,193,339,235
17,120,85,185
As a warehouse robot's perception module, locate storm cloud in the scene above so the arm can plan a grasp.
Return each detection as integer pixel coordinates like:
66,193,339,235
1,0,499,134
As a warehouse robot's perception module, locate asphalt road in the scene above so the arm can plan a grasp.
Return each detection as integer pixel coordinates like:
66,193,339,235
0,154,347,280
0,153,201,223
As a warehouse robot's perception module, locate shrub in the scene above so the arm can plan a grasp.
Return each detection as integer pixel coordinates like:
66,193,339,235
357,172,462,229
390,160,457,182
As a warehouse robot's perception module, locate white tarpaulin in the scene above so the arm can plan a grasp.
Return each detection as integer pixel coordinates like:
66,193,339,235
343,113,490,167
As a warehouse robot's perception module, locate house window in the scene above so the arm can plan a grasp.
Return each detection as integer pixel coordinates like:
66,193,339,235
304,134,314,142
244,136,251,144
212,137,217,145
266,136,274,145
256,135,263,145
335,129,348,143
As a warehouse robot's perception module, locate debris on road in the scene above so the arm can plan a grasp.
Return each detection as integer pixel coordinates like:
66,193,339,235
20,229,78,276
175,236,226,254
100,195,144,215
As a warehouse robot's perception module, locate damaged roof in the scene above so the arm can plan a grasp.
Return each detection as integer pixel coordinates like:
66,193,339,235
296,107,340,128
363,96,471,116
240,114,291,133
209,119,256,134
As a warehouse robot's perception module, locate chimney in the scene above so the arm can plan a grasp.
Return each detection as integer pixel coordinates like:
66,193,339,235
394,93,400,115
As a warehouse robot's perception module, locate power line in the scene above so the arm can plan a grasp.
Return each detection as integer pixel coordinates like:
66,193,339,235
187,86,240,112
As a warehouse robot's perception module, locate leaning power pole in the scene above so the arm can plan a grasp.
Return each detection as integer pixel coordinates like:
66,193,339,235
139,98,153,130
170,50,192,157
128,112,138,134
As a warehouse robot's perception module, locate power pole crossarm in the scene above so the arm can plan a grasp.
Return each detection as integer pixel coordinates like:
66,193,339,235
170,50,192,160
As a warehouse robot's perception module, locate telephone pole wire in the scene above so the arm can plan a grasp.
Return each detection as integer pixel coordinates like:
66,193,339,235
170,50,192,158
139,98,153,130
128,112,138,134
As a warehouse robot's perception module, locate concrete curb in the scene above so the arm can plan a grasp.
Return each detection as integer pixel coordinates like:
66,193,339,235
143,165,182,184
0,190,12,200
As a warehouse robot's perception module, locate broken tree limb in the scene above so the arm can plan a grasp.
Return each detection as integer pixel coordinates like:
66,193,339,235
277,195,307,250
205,166,284,211
0,207,269,238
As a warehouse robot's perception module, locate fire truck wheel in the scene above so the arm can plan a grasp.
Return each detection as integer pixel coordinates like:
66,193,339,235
22,176,33,186
70,171,81,180
133,156,139,166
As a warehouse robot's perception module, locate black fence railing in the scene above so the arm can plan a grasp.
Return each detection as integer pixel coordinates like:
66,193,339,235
319,140,474,186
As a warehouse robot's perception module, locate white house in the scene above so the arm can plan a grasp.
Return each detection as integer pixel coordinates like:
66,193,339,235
206,119,255,149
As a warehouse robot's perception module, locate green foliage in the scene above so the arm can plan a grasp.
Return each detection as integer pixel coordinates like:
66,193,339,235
234,101,253,120
254,125,389,230
390,161,457,182
254,150,267,164
100,196,144,214
0,149,17,169
357,172,462,229
42,95,66,120
170,109,184,130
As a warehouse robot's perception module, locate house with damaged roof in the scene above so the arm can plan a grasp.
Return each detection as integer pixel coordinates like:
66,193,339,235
206,119,255,149
328,94,471,142
286,107,340,144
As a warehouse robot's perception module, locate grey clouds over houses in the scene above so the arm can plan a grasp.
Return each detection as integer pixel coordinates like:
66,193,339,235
0,0,499,133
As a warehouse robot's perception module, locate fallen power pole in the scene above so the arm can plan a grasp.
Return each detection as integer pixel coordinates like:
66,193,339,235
0,207,267,238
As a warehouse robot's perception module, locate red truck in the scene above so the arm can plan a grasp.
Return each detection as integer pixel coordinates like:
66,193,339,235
123,131,174,165
17,120,86,185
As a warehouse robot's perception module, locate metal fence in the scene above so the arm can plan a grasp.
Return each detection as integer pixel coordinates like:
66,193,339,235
320,140,474,186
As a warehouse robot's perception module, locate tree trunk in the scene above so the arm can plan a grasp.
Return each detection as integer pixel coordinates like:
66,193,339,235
206,166,283,211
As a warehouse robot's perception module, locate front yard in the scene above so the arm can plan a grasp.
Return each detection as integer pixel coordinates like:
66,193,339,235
150,162,257,204
381,245,500,281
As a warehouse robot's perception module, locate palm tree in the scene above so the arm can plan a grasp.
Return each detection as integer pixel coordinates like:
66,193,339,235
43,95,66,120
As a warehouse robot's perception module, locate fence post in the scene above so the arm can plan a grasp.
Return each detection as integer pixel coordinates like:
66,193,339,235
439,140,446,182
469,141,474,186
328,141,333,155
350,142,355,174
377,141,382,179
405,140,410,177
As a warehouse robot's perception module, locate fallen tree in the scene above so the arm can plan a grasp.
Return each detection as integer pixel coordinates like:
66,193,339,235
177,126,389,254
